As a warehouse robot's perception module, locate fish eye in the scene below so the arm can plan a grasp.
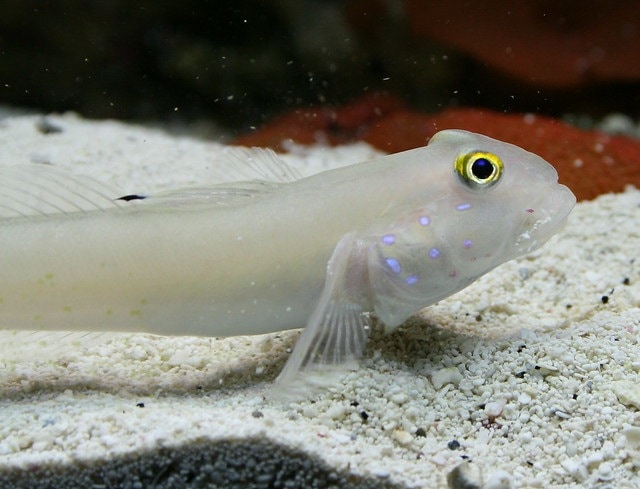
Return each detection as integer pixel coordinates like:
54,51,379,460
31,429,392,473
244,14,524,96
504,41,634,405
454,151,503,189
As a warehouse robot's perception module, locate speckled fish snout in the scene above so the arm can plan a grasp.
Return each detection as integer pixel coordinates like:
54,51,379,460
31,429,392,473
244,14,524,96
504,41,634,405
512,180,576,255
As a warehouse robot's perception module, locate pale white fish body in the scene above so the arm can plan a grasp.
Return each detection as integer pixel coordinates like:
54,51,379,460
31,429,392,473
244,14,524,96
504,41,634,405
0,130,576,396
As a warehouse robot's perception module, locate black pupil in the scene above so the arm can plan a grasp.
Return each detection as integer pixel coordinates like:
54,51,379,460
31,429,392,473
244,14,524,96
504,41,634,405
471,158,494,180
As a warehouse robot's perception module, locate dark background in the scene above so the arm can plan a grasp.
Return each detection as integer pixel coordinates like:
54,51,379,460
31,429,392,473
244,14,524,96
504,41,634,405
1,0,639,136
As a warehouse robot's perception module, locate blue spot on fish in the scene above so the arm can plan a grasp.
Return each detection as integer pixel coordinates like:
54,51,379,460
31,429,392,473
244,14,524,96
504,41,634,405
381,234,396,245
418,216,430,226
456,203,472,211
406,275,419,286
463,239,473,249
385,257,401,273
429,248,441,259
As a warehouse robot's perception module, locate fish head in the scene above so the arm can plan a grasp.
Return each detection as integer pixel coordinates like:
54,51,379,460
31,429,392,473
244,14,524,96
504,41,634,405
428,129,576,259
367,129,576,327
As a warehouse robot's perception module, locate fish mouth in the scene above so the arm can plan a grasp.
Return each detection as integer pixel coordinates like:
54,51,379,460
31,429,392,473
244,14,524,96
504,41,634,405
514,183,576,254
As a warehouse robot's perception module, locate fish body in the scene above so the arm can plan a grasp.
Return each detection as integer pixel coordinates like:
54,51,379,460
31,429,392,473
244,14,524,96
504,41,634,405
0,130,575,393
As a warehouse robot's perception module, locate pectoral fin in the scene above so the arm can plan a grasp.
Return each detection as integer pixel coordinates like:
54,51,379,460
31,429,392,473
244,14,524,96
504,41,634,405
271,233,372,400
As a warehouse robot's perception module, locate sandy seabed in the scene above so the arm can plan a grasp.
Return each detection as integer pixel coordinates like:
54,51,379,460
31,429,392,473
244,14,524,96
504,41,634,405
0,112,639,489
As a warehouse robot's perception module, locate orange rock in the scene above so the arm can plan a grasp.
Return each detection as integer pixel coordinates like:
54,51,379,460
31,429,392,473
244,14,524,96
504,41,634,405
233,92,406,151
404,0,640,88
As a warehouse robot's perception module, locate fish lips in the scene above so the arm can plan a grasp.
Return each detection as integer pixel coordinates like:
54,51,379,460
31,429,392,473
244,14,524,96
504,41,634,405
513,183,576,255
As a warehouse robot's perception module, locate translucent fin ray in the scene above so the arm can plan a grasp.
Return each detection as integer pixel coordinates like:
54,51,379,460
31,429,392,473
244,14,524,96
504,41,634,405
270,233,372,400
133,181,283,210
0,164,122,219
218,146,302,183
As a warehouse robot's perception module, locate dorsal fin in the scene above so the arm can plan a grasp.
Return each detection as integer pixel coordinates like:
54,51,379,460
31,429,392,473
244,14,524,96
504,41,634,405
132,180,284,210
215,146,302,183
0,147,300,219
120,147,299,210
0,164,122,219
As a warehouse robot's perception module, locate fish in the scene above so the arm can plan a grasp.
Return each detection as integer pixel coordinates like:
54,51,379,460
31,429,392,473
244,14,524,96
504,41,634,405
0,130,576,398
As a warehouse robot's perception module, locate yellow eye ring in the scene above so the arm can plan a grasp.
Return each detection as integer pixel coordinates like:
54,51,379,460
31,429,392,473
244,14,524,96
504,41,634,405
455,151,503,189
